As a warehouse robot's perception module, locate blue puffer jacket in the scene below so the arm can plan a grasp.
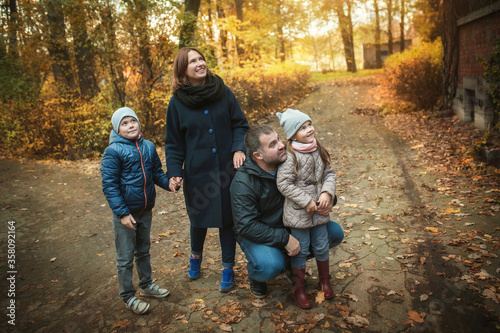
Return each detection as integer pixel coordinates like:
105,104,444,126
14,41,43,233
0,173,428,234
101,130,170,218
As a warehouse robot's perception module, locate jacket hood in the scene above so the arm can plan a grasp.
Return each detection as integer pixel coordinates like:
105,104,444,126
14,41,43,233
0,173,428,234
109,129,143,145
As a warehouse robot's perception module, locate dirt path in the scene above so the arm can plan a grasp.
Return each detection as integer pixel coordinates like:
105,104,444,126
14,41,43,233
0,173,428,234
1,80,499,332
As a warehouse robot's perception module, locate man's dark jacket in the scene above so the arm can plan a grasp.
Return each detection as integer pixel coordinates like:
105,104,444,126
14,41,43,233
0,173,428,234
230,158,290,249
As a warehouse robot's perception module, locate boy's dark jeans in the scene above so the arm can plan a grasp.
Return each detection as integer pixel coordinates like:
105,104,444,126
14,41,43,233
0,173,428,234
112,209,153,302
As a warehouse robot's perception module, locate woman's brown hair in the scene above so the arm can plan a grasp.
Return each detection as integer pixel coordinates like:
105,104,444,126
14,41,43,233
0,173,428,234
286,138,331,176
171,47,214,93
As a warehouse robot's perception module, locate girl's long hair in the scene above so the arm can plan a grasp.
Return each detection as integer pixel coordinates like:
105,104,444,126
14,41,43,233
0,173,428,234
286,138,331,176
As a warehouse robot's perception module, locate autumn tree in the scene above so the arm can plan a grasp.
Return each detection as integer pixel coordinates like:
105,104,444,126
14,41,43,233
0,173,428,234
68,0,99,100
330,0,356,72
179,0,201,48
386,0,393,54
399,0,405,51
374,0,382,67
46,0,77,95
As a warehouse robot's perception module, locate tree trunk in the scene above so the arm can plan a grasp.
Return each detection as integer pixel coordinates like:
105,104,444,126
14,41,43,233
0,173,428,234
128,0,156,134
69,0,98,100
440,0,468,109
399,0,405,52
8,0,18,56
217,3,228,61
387,0,393,55
234,0,245,63
335,0,356,72
374,0,382,68
327,30,336,71
102,0,126,107
276,0,286,62
179,0,201,48
46,0,76,93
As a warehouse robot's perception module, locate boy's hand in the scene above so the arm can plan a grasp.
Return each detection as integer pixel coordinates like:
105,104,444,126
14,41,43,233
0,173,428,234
169,177,182,193
121,214,137,230
317,192,332,210
306,200,317,213
233,151,246,169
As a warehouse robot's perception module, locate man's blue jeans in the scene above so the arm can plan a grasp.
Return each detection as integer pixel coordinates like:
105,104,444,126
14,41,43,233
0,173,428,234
238,220,344,282
112,210,153,302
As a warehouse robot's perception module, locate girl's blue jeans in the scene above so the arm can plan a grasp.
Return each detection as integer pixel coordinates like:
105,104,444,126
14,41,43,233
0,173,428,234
238,220,344,282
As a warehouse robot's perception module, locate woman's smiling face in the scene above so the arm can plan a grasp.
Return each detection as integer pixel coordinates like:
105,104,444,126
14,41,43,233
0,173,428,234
185,50,207,86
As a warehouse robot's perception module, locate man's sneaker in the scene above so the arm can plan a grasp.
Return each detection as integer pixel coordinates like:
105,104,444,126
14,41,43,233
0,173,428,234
188,255,202,280
125,296,150,315
140,283,170,298
219,268,235,292
250,279,267,299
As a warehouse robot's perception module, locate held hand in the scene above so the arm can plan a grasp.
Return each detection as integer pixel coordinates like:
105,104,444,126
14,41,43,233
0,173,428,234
285,235,301,256
305,200,317,213
169,177,183,193
317,195,334,216
317,192,332,210
121,214,137,230
233,151,246,169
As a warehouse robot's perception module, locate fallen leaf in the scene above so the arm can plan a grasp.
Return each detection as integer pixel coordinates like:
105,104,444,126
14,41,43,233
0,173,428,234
346,315,369,327
482,288,499,303
408,310,425,323
220,323,232,332
316,291,325,304
251,299,266,307
424,227,439,233
112,319,130,328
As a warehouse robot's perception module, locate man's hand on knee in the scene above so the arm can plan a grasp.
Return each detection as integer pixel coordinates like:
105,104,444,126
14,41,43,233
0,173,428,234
285,235,300,256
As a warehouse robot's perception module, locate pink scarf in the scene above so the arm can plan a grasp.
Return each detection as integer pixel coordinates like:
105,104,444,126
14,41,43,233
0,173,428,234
292,138,318,153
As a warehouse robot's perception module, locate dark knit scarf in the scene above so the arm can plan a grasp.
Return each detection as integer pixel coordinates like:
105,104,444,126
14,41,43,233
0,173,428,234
174,74,225,109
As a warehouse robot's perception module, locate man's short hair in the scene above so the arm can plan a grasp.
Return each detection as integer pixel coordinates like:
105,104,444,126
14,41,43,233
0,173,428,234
244,124,275,160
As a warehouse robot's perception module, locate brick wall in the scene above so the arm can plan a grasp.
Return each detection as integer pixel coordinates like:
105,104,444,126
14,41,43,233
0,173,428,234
457,10,500,91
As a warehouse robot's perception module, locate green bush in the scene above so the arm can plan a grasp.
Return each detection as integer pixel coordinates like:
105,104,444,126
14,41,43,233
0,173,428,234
382,40,443,110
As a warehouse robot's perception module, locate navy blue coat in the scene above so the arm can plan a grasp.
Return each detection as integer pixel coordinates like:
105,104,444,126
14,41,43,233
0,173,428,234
165,86,249,228
101,131,169,217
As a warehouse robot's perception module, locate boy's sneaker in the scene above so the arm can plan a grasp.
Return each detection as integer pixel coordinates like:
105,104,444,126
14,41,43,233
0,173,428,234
125,296,150,315
219,268,235,292
250,279,267,299
188,255,202,280
140,283,170,298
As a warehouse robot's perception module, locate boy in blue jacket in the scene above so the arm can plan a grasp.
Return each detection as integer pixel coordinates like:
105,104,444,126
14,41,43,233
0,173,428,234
101,107,171,315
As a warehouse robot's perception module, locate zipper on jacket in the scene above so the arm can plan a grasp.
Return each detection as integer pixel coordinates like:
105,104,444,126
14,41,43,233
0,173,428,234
136,141,148,212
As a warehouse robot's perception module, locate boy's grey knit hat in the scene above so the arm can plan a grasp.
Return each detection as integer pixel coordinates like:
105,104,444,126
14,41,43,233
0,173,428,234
276,108,311,140
111,107,140,133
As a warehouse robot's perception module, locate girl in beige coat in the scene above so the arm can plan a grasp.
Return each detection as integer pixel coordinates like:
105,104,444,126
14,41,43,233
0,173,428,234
276,109,337,309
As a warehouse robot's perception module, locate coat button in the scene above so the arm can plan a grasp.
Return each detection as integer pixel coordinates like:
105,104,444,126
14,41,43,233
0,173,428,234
212,148,217,153
208,129,213,134
204,110,209,115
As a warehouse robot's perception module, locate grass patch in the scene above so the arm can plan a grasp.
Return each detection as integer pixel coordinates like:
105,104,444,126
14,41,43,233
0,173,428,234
309,69,383,82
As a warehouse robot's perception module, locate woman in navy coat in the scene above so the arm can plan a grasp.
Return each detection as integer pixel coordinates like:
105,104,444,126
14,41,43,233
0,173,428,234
165,47,249,292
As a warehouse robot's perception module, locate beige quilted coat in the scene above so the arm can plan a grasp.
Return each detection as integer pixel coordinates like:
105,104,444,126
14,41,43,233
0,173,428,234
277,149,337,229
